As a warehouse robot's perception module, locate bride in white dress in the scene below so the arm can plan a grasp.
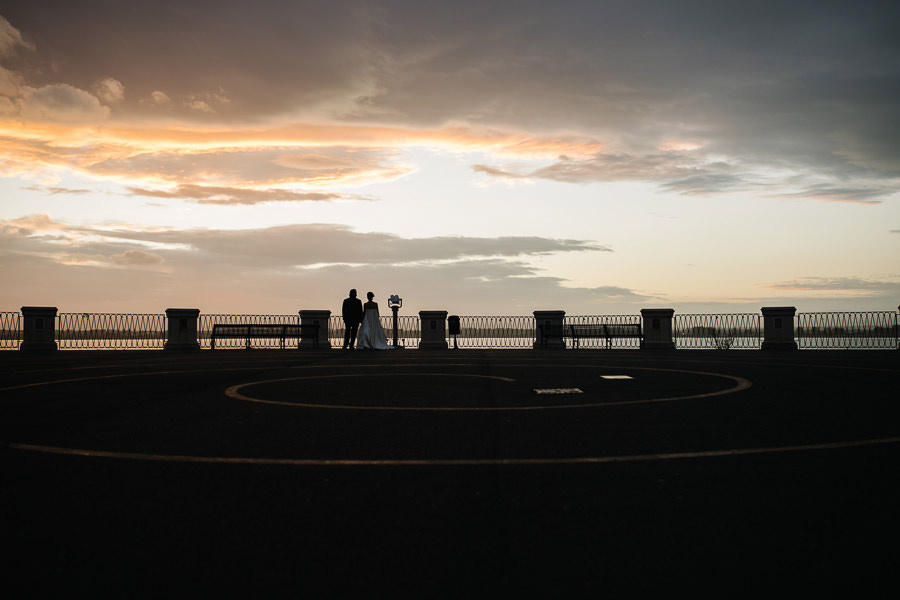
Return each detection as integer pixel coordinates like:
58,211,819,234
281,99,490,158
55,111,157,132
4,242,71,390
357,292,394,350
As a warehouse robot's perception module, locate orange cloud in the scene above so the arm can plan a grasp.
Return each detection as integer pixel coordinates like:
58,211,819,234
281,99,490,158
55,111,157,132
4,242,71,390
126,185,353,205
0,213,68,234
109,249,164,267
0,23,604,197
91,78,125,104
0,111,606,197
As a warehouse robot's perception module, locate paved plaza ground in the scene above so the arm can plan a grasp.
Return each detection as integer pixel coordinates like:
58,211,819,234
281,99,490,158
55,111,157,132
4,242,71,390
2,347,898,596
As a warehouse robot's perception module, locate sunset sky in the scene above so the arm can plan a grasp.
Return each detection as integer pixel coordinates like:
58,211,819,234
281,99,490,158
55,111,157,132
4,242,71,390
2,1,898,317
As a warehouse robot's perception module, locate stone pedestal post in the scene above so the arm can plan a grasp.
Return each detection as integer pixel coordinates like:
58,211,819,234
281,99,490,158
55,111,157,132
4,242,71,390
20,306,58,351
164,308,200,352
419,311,448,350
299,310,331,349
761,306,797,351
640,308,675,350
533,310,566,349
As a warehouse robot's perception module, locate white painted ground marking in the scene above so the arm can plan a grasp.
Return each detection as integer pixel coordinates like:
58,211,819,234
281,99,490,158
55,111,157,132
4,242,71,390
602,375,633,380
533,388,584,394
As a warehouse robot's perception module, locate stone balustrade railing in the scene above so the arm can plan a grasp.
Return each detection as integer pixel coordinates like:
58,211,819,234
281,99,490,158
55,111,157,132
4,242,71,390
4,305,899,351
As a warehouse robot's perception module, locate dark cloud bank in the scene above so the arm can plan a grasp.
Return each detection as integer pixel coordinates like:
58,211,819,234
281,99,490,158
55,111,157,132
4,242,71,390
3,1,899,201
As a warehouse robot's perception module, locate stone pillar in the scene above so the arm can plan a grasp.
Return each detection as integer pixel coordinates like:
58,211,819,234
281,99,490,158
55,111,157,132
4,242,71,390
20,306,58,351
164,308,200,352
761,306,797,351
419,311,448,350
533,310,566,349
640,308,675,350
299,310,331,349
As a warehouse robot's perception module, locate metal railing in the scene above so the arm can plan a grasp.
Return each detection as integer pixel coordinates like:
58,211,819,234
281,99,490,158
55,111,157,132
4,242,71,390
674,313,762,349
446,315,535,348
1,311,21,349
797,311,898,349
199,313,299,349
57,313,167,349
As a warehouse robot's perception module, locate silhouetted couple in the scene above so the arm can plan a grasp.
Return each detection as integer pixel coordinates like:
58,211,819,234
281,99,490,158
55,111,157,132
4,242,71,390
342,289,393,350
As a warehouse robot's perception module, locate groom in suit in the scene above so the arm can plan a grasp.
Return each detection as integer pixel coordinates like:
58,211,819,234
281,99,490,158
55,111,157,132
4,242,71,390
342,289,364,350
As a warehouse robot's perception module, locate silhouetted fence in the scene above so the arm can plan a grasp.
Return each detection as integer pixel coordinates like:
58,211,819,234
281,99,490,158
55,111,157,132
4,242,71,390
674,313,762,349
57,313,166,349
797,311,898,349
1,311,20,349
1,309,897,350
449,315,536,348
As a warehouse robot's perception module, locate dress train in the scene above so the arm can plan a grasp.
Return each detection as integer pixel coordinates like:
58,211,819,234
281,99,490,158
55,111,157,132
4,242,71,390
357,307,393,350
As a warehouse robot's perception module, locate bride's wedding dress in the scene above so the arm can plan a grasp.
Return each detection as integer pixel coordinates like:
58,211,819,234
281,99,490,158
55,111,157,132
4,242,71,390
357,306,393,349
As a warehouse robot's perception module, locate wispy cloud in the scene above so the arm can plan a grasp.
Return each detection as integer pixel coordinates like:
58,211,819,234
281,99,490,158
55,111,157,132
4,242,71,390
66,223,611,267
0,214,623,312
126,185,354,205
765,185,890,205
473,150,754,195
24,185,92,195
760,277,900,296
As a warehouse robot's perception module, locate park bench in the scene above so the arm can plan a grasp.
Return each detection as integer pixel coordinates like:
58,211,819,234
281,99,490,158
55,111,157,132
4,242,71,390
210,323,319,350
537,324,567,348
538,323,643,349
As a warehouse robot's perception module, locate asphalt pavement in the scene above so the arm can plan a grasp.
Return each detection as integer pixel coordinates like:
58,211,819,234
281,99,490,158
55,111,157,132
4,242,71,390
2,348,898,596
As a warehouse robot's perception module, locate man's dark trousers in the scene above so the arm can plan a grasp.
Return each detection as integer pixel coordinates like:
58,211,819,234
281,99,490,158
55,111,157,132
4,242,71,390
343,322,359,349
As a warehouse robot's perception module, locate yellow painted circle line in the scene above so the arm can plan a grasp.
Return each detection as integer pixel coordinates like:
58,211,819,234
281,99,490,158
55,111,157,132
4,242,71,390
0,367,269,393
1,364,751,410
224,370,752,411
225,373,519,411
4,436,898,466
0,364,750,410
